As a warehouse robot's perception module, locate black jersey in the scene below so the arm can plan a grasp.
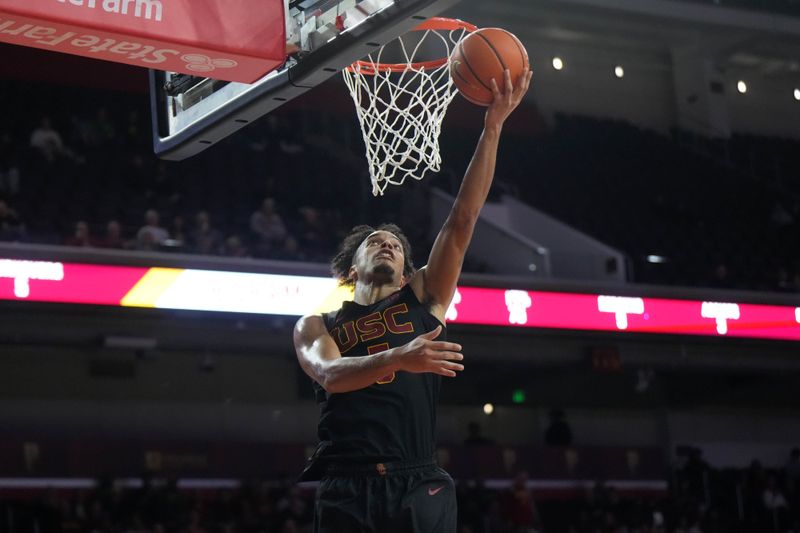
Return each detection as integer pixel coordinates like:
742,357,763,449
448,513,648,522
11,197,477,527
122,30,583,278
311,284,445,469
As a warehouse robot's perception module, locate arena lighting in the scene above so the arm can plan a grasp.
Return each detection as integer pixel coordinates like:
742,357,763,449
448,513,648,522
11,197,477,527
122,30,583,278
483,403,494,415
614,65,624,78
1,259,799,341
794,88,800,101
646,255,668,264
552,56,564,70
737,80,748,94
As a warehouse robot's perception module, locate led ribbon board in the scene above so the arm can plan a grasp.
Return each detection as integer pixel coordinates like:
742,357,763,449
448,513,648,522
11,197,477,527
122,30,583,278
1,259,798,341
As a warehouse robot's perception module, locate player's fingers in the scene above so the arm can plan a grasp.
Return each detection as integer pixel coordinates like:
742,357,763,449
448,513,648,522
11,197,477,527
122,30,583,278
441,361,465,372
438,368,458,378
523,69,533,91
429,341,462,352
519,68,531,90
490,77,501,98
504,68,513,94
513,68,530,100
434,351,464,361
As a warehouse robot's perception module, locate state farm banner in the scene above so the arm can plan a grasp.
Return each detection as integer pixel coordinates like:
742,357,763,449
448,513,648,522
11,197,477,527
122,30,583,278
0,0,286,83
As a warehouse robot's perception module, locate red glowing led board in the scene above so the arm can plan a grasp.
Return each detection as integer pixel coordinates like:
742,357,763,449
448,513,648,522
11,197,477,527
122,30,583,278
1,259,798,341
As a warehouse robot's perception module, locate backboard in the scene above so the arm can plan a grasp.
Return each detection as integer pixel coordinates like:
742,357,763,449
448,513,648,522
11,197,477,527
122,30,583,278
150,0,462,160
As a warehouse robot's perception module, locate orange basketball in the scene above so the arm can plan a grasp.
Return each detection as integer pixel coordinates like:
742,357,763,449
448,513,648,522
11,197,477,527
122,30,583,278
449,28,529,106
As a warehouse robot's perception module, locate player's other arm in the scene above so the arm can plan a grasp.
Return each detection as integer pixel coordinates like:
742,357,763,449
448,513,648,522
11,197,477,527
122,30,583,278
294,317,463,393
415,68,532,314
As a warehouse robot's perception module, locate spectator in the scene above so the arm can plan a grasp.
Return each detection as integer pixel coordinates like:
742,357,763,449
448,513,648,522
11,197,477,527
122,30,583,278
222,235,250,258
763,474,788,510
190,211,223,255
250,197,287,253
295,206,329,258
136,209,169,250
270,235,306,262
30,116,69,162
505,471,541,533
169,214,187,248
97,220,126,249
64,220,95,247
544,408,573,447
682,447,710,504
0,199,24,241
763,474,789,531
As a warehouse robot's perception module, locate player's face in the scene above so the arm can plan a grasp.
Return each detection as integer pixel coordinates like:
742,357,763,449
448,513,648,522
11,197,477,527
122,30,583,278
356,230,405,282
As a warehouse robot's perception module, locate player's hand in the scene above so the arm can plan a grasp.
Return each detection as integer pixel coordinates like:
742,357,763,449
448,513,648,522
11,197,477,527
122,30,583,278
485,67,532,130
394,325,464,377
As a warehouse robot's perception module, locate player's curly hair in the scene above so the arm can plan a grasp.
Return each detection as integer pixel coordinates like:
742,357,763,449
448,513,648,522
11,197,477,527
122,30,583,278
331,223,415,287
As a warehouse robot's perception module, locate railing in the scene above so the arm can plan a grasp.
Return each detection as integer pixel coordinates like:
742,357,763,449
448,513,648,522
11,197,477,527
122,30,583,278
0,439,666,490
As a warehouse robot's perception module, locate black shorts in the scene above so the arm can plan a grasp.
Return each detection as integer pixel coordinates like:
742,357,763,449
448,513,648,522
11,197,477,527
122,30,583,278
314,459,457,533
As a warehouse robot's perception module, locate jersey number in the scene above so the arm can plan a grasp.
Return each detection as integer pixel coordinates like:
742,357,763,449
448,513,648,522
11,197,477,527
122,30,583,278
368,343,395,385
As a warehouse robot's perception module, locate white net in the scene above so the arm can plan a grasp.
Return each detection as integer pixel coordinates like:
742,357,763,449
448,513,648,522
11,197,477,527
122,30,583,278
342,20,473,196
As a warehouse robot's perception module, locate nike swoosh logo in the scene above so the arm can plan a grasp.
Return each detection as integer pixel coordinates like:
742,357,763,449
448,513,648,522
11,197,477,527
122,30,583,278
428,485,445,496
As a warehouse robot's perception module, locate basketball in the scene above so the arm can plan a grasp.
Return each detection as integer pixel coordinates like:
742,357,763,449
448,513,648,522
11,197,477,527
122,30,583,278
449,28,530,106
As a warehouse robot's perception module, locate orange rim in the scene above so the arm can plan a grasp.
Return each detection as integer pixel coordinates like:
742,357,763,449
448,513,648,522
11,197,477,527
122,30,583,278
345,17,476,74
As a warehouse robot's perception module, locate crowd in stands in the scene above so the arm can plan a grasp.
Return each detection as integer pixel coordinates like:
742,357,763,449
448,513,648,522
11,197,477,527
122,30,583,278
2,447,799,532
469,114,800,292
0,81,798,291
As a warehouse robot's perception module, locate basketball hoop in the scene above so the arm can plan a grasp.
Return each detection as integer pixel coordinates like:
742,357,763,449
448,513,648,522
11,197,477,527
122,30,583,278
343,17,477,196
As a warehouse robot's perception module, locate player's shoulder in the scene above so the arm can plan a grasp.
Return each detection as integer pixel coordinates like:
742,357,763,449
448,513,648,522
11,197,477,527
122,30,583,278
294,313,327,337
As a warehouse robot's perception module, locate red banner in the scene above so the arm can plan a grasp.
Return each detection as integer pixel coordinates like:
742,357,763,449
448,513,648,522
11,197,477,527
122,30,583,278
0,0,286,83
1,258,799,342
446,287,800,341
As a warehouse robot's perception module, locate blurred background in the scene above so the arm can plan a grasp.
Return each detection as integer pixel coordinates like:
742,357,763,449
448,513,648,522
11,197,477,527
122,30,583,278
1,0,800,531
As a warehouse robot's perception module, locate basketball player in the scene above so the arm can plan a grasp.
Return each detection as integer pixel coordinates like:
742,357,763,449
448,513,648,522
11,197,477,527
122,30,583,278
294,67,532,533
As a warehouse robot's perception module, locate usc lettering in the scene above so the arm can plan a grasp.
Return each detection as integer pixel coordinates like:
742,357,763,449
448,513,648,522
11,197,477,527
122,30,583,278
329,303,414,354
356,312,384,342
331,322,357,353
384,304,414,334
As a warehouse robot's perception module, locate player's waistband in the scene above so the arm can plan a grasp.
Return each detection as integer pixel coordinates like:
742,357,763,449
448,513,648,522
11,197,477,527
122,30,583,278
325,456,437,477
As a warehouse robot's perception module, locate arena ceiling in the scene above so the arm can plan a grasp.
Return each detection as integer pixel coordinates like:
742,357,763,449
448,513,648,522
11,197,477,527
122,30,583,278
449,0,800,78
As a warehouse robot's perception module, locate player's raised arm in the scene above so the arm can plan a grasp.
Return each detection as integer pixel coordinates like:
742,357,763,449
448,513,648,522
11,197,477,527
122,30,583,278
414,68,532,315
294,317,464,394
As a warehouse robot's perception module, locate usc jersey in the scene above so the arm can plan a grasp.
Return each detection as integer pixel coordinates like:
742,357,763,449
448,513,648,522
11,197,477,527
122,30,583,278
312,284,445,466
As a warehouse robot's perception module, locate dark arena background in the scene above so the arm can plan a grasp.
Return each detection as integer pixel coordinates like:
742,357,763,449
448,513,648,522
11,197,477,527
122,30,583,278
2,0,800,532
